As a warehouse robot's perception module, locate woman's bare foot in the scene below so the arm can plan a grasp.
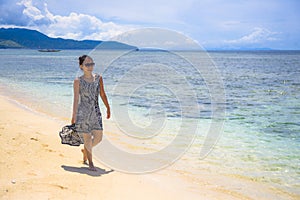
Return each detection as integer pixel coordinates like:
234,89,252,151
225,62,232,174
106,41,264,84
88,162,97,171
81,149,87,164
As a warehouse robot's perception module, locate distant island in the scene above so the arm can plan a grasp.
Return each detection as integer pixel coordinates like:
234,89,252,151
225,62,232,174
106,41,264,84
38,49,61,52
0,28,136,50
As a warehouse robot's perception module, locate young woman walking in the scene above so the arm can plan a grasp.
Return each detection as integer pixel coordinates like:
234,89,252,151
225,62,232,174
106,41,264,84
71,55,110,171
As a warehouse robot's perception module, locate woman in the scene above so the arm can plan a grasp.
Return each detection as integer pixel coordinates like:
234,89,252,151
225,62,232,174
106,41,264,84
71,55,110,171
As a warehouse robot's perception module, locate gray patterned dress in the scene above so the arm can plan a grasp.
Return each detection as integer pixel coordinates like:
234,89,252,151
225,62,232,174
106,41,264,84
75,74,103,134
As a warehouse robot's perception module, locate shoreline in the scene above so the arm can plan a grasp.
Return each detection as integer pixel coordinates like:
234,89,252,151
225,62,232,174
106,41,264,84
0,94,298,199
0,95,201,199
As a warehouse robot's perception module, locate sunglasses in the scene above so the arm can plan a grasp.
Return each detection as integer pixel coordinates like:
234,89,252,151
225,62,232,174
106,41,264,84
84,62,95,67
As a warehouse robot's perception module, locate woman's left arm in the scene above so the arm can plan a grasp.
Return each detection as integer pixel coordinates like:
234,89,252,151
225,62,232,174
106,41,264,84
99,76,110,119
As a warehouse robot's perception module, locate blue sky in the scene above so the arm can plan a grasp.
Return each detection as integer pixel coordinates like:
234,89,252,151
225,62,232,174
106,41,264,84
0,0,299,49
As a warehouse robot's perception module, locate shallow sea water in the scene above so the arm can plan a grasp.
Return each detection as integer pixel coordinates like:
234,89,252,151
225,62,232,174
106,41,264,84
0,49,299,196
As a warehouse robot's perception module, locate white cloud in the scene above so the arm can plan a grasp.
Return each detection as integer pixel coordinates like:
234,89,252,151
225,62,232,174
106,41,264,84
15,0,134,40
16,0,51,26
17,0,43,20
224,27,279,45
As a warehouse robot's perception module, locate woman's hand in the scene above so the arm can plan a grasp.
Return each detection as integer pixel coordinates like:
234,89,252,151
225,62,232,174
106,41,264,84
106,108,110,119
71,117,76,125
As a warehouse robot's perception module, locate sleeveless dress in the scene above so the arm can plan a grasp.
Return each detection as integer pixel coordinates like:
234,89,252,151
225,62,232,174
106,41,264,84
75,74,103,134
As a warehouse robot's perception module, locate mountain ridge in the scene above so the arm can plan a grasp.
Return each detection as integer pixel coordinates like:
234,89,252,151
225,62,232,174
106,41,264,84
0,28,135,50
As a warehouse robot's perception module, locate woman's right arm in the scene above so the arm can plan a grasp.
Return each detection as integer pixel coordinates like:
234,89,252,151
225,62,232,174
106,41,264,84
71,79,80,124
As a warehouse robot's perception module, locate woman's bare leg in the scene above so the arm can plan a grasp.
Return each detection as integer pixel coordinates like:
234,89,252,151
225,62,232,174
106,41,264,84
83,133,96,171
91,130,103,147
81,149,87,164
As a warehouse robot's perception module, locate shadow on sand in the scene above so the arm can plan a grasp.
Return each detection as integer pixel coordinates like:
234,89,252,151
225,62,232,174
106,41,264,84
61,165,114,177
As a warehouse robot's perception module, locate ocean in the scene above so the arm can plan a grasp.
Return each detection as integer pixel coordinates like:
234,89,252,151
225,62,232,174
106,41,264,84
0,49,299,196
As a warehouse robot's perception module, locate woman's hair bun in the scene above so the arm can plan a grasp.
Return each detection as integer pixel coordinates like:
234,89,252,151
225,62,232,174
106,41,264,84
79,55,88,65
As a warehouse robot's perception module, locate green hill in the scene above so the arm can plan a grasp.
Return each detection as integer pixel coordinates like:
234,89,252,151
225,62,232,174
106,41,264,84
0,39,24,48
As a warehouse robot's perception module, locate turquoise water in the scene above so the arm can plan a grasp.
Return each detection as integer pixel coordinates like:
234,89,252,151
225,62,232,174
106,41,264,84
0,49,299,195
210,51,300,195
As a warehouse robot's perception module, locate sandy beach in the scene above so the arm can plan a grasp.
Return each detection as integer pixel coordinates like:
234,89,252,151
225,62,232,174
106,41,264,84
0,95,297,200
